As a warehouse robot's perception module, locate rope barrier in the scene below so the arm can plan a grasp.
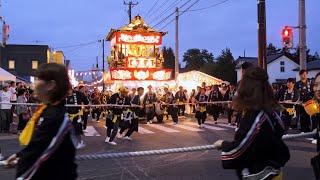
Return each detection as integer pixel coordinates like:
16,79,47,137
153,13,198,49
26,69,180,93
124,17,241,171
75,131,316,161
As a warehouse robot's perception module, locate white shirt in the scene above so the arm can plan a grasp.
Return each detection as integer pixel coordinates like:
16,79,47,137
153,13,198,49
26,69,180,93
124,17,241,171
1,90,13,109
9,87,17,101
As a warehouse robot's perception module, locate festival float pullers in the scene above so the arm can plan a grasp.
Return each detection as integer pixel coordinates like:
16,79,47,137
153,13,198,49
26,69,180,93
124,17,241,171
105,15,173,90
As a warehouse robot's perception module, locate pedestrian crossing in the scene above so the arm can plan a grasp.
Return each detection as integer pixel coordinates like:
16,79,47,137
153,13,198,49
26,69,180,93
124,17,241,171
84,121,236,137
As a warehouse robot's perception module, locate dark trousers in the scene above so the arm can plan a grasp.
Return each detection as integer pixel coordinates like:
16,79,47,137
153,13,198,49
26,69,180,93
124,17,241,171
107,119,120,142
0,109,11,132
17,114,27,131
298,105,311,132
178,105,185,116
119,118,138,137
168,106,178,123
211,105,220,121
146,106,155,121
281,111,292,134
197,118,205,125
82,111,89,130
227,108,234,124
92,108,101,121
10,101,16,123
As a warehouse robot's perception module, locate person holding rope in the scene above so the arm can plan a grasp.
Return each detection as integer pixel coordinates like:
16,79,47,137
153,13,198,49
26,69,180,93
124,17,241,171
277,78,300,134
5,63,78,180
195,88,208,128
295,70,314,133
208,84,223,124
143,85,158,124
214,67,290,180
175,86,187,118
91,88,102,123
118,87,144,141
162,87,179,125
105,87,130,146
66,86,89,150
225,84,237,126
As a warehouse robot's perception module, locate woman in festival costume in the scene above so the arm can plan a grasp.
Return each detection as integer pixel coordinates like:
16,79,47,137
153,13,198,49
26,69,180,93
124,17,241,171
208,85,223,124
213,67,290,180
195,88,208,128
143,85,158,124
5,63,78,180
105,87,130,146
91,88,102,122
308,72,320,179
16,89,30,134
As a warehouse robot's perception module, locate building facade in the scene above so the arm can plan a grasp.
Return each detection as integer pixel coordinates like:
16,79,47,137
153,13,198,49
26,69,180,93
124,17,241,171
0,44,51,80
235,53,299,84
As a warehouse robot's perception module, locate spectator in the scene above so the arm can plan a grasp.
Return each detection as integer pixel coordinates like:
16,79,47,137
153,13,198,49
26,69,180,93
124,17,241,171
10,81,17,119
0,83,13,133
16,89,30,134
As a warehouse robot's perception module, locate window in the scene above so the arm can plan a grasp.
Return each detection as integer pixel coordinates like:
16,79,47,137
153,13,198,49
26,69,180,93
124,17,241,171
9,60,15,69
280,61,285,65
32,61,38,70
280,66,285,72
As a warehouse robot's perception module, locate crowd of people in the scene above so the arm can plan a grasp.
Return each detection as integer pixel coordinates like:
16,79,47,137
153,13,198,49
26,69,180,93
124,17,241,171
1,62,319,179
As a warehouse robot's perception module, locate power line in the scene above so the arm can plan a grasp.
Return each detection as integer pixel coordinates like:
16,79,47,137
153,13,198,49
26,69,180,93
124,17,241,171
148,0,183,26
146,0,171,20
160,0,200,30
53,40,99,49
63,41,99,53
144,0,160,19
152,0,192,29
186,0,231,12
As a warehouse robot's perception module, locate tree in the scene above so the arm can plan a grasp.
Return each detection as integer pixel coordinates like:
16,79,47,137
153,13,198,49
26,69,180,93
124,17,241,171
211,47,237,84
291,46,316,62
162,46,175,79
182,48,214,71
267,43,282,55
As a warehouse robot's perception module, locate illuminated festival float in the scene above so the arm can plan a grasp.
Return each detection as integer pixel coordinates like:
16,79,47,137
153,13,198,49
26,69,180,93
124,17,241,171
105,15,174,91
104,15,226,92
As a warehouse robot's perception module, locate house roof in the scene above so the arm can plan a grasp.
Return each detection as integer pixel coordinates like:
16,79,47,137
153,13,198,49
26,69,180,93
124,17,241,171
106,15,167,41
293,60,320,71
235,53,296,69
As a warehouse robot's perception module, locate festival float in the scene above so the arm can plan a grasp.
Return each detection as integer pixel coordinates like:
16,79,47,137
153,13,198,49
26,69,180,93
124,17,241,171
105,15,174,91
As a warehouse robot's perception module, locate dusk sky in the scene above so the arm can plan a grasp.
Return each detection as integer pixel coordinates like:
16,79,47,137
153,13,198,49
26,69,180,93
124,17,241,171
2,0,320,71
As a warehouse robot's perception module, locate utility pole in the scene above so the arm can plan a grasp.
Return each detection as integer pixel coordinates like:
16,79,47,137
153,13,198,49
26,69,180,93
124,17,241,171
102,39,105,90
299,0,307,70
175,7,179,82
124,1,138,23
257,0,267,71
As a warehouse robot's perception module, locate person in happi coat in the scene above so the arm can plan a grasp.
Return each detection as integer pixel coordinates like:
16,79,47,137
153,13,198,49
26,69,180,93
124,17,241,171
195,88,208,128
66,87,89,149
5,63,78,180
214,67,290,180
91,88,102,122
143,85,158,124
175,86,187,117
162,87,179,125
295,69,314,132
225,84,237,126
118,87,144,141
277,78,300,134
105,87,130,146
208,85,223,124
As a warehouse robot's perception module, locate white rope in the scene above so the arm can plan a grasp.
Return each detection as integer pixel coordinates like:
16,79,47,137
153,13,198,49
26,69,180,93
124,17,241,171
75,131,316,161
0,132,316,165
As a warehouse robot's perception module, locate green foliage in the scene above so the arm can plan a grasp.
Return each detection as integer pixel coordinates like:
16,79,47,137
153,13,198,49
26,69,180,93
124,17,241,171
182,48,214,71
162,46,175,79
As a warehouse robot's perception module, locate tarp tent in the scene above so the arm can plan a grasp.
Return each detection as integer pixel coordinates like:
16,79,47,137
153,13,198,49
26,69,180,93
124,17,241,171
0,67,16,81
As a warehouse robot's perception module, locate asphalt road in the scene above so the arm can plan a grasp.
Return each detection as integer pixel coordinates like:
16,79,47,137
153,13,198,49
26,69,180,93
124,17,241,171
0,115,317,180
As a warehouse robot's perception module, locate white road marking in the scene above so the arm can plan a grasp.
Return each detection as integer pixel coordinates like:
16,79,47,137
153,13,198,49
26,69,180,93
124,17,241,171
138,126,155,134
170,124,204,132
146,124,180,133
185,122,227,131
84,126,100,136
206,122,237,129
